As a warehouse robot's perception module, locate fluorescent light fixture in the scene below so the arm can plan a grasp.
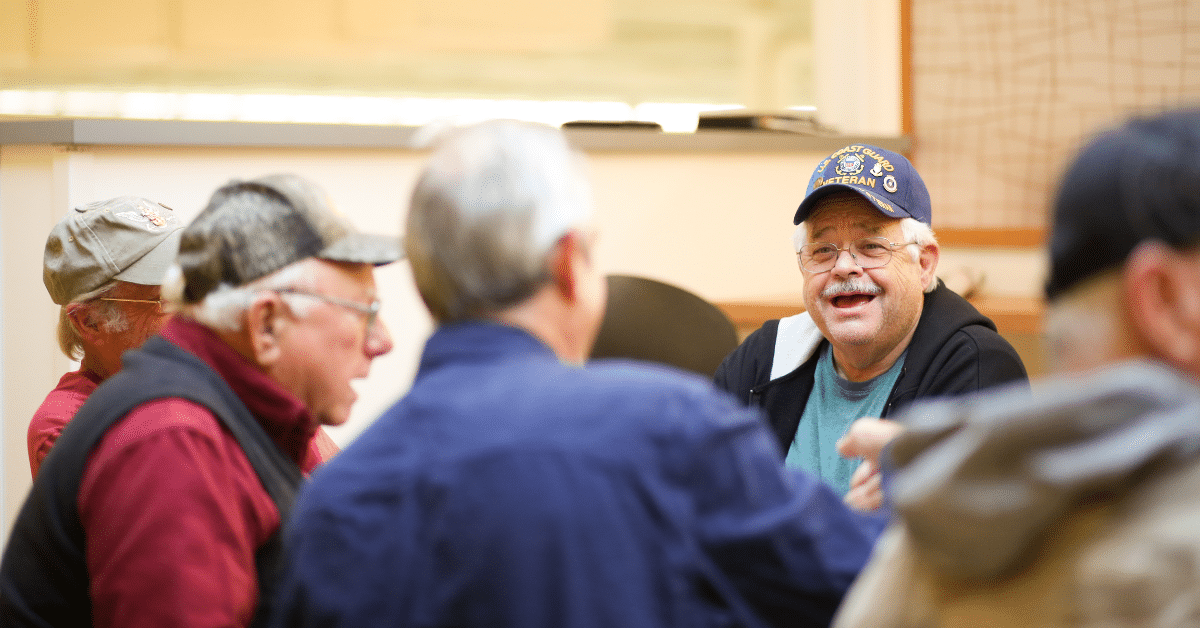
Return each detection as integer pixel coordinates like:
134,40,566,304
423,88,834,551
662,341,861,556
634,102,743,133
0,90,770,134
119,92,179,119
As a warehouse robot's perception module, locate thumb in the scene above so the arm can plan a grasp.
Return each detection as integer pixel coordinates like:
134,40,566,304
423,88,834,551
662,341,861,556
837,418,905,461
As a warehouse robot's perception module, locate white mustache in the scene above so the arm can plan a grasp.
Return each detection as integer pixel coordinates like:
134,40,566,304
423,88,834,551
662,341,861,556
821,278,883,299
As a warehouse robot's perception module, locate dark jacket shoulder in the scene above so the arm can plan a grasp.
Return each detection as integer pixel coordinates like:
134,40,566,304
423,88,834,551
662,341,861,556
890,285,1029,411
713,318,779,405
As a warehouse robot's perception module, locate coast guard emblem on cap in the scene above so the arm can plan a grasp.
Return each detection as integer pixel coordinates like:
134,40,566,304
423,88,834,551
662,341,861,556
883,175,898,193
835,154,865,176
870,162,884,177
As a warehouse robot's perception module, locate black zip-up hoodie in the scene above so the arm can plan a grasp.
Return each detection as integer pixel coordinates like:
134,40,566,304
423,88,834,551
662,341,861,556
714,282,1030,453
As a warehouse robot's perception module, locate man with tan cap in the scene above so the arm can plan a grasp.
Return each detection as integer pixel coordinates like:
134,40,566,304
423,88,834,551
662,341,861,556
29,196,185,477
0,174,400,628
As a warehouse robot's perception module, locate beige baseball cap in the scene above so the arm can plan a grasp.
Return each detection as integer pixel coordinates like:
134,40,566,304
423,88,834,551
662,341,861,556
43,196,184,305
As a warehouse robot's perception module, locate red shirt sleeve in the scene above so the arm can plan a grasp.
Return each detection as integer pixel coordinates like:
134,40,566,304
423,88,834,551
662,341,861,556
28,371,100,478
28,422,66,480
78,398,281,628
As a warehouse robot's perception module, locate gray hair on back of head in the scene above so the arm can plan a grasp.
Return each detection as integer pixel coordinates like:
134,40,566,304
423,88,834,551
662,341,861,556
405,120,595,323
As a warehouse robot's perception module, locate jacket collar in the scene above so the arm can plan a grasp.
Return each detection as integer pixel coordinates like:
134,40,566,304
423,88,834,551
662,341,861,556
771,280,993,384
159,316,317,464
417,321,559,378
902,281,996,375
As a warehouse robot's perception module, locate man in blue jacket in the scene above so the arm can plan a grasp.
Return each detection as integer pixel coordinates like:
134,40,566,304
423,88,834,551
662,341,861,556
266,121,890,628
715,145,1028,496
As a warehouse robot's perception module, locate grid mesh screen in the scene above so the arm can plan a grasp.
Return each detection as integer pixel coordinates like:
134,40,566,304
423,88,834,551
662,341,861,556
912,0,1200,229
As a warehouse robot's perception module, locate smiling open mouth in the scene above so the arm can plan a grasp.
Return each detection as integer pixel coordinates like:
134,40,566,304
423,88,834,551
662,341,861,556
831,294,876,308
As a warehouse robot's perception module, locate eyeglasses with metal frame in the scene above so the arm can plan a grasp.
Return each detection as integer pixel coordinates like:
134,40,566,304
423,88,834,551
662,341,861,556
270,288,381,331
797,236,918,273
98,298,165,313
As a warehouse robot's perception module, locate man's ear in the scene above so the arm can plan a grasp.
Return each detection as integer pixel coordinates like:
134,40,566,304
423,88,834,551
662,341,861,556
917,241,940,289
66,303,104,343
1124,242,1200,370
245,293,286,367
549,231,588,303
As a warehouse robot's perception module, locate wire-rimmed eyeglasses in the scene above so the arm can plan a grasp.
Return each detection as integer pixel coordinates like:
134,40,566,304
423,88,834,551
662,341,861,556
98,297,165,313
271,288,381,331
797,236,918,273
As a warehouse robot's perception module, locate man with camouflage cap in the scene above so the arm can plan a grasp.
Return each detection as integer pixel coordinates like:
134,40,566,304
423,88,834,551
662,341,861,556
1,174,400,628
28,196,185,477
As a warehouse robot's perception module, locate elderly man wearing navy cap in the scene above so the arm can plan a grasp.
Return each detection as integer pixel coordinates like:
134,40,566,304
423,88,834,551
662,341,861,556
716,144,1028,503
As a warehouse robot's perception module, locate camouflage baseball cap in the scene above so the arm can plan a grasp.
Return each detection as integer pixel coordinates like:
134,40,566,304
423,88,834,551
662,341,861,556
43,196,184,305
177,173,402,303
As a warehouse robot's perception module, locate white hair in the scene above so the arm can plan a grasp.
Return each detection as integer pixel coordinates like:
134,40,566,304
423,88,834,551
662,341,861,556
56,280,128,359
406,120,595,322
162,259,321,331
793,216,939,293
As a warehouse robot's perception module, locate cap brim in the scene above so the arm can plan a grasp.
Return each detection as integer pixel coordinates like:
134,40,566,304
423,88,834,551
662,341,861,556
793,184,914,225
113,228,184,286
318,233,404,266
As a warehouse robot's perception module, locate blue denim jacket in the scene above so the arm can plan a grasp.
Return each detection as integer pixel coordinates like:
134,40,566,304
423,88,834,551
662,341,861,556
267,321,888,628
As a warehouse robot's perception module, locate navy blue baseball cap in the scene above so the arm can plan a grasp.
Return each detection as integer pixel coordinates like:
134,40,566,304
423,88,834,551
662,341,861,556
1045,108,1200,301
793,144,931,226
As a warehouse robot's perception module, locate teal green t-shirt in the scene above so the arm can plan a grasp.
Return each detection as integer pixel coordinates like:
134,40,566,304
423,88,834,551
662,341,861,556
784,344,906,495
